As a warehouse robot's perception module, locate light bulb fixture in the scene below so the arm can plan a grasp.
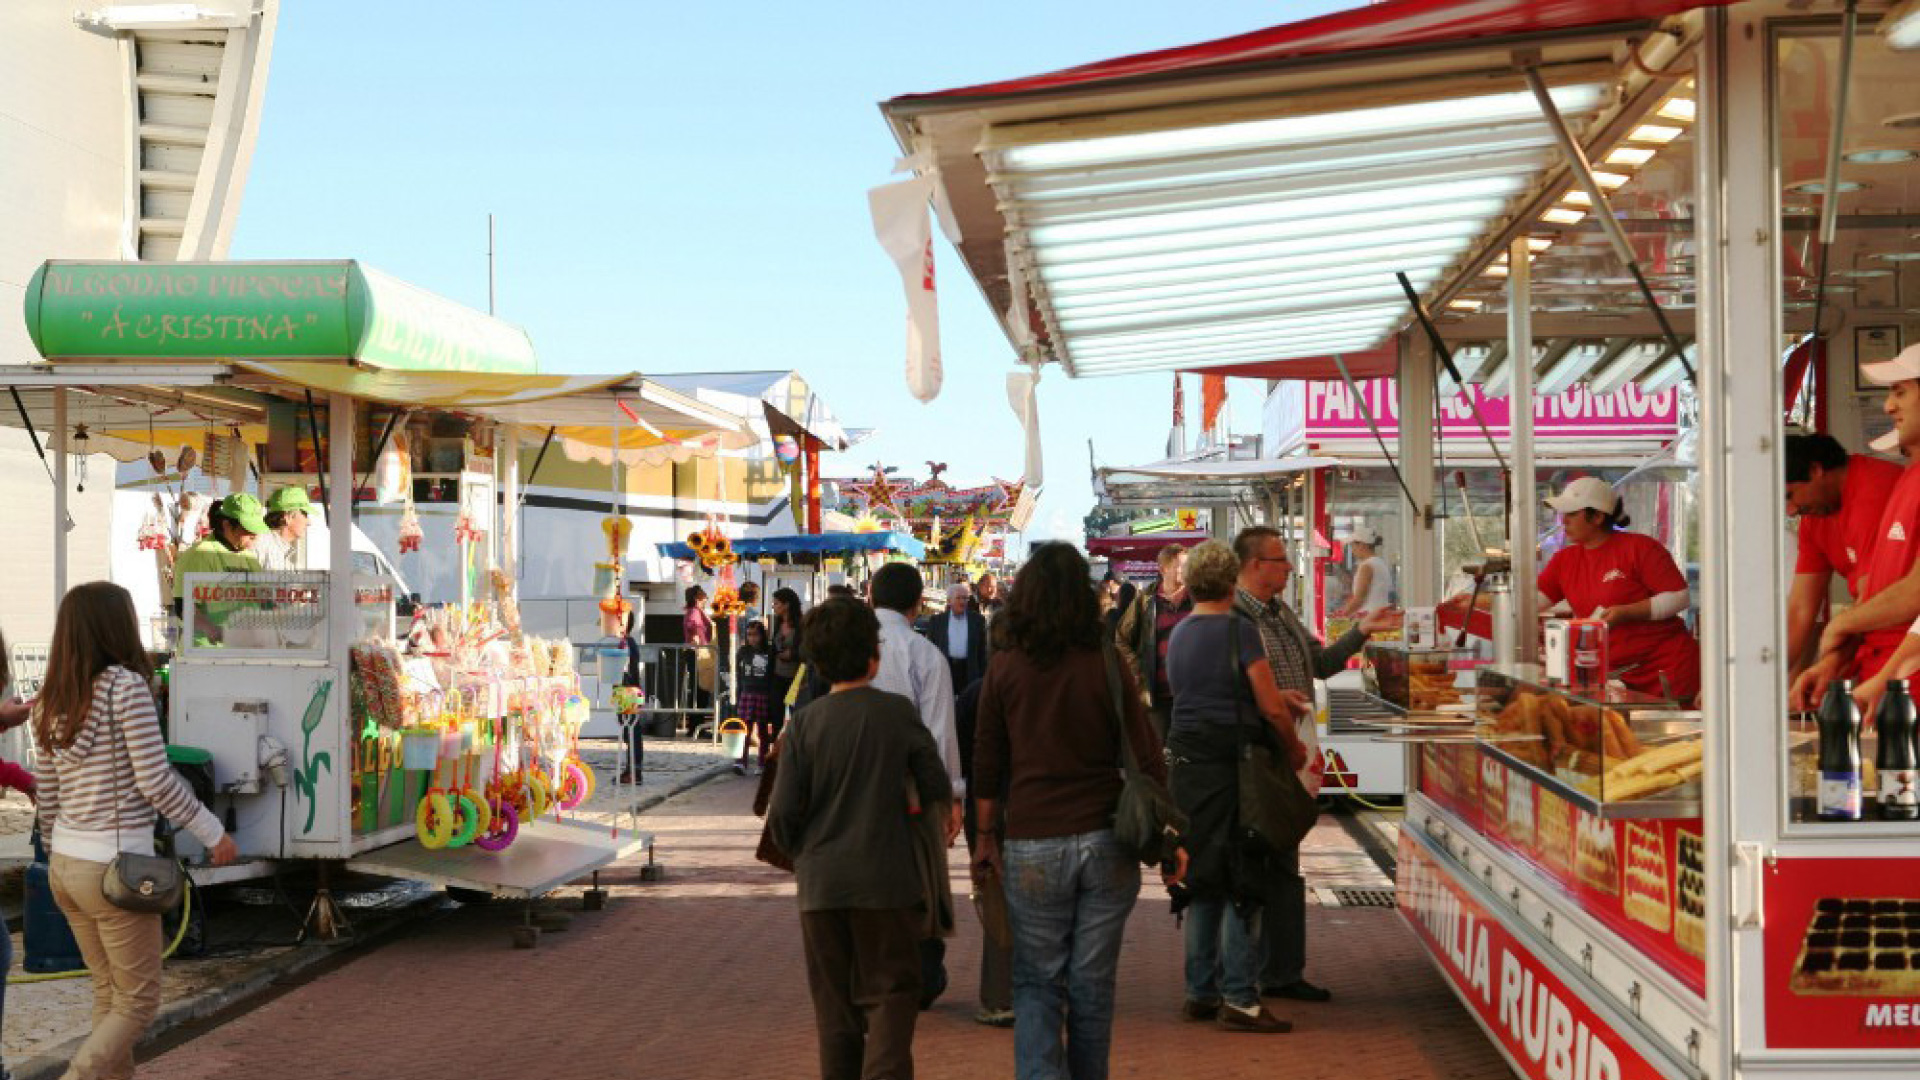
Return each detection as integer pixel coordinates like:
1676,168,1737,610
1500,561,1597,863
1541,207,1588,225
1655,97,1697,122
1871,251,1920,262
1883,0,1920,51
1628,123,1684,144
1785,178,1868,194
1604,146,1657,166
71,424,91,493
1843,147,1917,163
1448,298,1485,311
1592,171,1631,190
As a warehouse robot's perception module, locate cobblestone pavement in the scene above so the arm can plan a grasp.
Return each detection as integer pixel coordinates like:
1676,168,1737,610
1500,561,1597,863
1,737,729,1074
130,776,1512,1080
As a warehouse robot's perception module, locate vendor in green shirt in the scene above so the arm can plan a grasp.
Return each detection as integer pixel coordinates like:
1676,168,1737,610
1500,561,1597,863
176,492,269,644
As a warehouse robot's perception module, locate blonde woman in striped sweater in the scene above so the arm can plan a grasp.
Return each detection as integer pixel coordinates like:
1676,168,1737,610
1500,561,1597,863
33,582,236,1080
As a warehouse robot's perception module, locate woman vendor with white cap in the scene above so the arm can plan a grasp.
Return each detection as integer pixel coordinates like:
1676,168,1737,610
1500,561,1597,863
1537,476,1700,703
254,486,313,572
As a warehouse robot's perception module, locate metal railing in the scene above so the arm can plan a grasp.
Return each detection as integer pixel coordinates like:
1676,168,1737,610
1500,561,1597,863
632,643,724,738
3,642,47,771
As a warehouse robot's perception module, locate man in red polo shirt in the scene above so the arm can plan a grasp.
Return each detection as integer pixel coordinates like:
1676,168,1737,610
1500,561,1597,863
1785,433,1903,679
1792,344,1920,711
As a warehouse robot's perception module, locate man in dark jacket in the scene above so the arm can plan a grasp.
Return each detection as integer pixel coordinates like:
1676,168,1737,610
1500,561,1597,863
925,582,990,696
1114,543,1192,739
770,598,953,1080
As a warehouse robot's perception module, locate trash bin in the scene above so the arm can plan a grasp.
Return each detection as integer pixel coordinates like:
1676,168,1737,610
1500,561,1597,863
23,833,84,974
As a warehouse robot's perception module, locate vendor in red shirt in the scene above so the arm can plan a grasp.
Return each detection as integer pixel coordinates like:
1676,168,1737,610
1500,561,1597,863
1785,433,1903,680
1537,477,1699,703
1793,344,1920,711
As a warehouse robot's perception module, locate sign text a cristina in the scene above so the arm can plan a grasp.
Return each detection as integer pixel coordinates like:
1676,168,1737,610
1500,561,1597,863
1306,379,1678,442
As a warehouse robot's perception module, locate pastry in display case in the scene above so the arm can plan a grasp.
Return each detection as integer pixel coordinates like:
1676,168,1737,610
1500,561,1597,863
1474,666,1702,810
1365,642,1475,713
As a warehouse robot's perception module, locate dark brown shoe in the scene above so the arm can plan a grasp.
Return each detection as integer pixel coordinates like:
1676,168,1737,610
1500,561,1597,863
1217,1004,1292,1033
1181,999,1220,1022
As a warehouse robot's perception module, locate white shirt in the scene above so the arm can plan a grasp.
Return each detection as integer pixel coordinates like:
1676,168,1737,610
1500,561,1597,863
872,607,965,797
254,531,300,572
945,611,970,660
1359,555,1393,612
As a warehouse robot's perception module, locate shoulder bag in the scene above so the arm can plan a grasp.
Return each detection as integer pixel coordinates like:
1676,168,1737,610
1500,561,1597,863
1228,617,1318,855
100,687,185,914
1105,642,1187,866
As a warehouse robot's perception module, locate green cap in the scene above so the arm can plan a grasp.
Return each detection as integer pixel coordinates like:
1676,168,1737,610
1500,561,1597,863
266,486,313,514
219,492,270,535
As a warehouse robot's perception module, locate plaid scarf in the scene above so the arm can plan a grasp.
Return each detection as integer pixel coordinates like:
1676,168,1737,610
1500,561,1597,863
1234,587,1311,695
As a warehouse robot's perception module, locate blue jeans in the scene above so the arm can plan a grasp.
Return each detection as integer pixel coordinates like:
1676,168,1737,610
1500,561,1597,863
1002,829,1140,1080
1184,897,1262,1009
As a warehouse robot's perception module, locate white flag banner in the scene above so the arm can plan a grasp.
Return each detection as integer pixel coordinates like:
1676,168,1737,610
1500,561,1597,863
1005,365,1043,489
870,172,943,403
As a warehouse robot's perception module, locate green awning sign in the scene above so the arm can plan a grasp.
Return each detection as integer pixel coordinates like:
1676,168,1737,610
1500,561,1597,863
22,260,538,373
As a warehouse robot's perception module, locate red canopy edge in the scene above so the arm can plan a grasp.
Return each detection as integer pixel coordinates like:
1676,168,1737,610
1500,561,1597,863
1177,344,1399,382
890,0,1731,104
1087,531,1212,558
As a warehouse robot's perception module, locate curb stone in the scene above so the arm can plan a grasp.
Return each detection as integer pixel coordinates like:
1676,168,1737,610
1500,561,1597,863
10,765,732,1080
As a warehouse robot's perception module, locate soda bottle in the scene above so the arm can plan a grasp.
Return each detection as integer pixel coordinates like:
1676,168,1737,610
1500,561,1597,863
1818,679,1863,821
1876,680,1920,821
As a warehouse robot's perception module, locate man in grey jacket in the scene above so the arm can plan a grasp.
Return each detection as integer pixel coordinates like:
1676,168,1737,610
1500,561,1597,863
1231,525,1400,1004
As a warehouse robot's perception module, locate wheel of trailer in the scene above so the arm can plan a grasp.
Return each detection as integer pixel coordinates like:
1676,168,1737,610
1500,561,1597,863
446,886,495,905
511,925,540,949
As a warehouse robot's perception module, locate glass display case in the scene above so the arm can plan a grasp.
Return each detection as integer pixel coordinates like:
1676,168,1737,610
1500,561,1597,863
1364,641,1477,713
1474,665,1701,817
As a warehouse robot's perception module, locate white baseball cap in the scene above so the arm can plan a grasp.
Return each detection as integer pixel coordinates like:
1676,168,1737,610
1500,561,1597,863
1545,476,1619,516
1860,342,1920,387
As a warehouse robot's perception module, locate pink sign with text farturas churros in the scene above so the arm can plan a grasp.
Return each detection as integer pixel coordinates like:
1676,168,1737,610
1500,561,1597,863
1306,380,1679,442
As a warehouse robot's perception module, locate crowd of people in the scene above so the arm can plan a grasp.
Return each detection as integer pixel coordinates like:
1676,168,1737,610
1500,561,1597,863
759,536,1401,1080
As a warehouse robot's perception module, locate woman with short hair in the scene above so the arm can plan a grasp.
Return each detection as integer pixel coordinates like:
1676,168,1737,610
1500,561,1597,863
1165,540,1308,1035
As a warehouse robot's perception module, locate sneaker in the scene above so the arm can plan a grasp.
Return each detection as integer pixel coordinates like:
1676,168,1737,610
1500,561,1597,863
1262,980,1333,1003
973,1007,1015,1028
1180,999,1221,1022
1217,1003,1292,1033
731,763,748,776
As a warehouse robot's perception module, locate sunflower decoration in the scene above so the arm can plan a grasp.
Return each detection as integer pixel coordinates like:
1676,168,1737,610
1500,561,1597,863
685,525,737,569
712,585,748,617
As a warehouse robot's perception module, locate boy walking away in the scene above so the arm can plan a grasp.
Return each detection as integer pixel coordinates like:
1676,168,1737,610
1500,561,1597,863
770,598,953,1080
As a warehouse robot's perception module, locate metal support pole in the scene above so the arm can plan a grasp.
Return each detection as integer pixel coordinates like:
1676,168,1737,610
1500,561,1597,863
1399,333,1438,608
327,394,355,664
1701,8,1776,1066
53,387,68,604
1522,67,1695,385
501,423,522,574
1508,238,1539,665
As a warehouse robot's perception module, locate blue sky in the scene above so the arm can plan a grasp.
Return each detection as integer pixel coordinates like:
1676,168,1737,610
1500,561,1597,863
233,1,1345,542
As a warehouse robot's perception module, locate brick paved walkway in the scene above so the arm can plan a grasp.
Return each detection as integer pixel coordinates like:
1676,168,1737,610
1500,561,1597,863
139,777,1512,1080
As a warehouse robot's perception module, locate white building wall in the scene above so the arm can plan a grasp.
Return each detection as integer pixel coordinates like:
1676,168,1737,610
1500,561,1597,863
0,3,131,367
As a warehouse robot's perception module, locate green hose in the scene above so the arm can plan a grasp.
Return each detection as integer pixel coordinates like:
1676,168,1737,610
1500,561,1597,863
7,871,196,984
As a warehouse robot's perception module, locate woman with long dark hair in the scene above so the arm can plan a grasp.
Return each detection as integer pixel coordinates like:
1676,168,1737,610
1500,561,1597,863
973,542,1182,1080
769,588,804,722
35,582,237,1079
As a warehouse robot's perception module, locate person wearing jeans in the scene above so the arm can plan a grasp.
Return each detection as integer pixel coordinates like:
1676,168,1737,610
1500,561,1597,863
973,543,1181,1080
1164,540,1306,1034
999,831,1140,1076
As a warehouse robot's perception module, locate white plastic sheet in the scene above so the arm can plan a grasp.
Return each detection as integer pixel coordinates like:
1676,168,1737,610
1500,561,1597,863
868,152,962,404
